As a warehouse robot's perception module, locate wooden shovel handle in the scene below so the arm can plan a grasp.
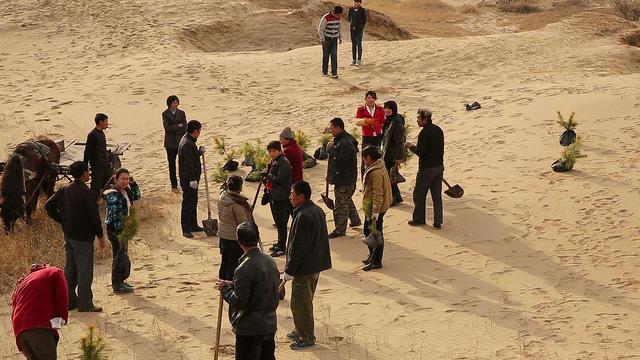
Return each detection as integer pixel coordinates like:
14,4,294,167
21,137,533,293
214,293,224,360
442,178,452,189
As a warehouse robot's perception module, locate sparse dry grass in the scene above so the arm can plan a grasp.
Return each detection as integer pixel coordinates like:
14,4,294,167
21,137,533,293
0,198,163,294
614,0,640,21
460,4,481,13
498,0,542,13
621,29,640,46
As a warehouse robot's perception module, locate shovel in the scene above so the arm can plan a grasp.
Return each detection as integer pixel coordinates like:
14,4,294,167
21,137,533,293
443,178,464,198
249,176,266,252
321,156,335,210
214,292,223,360
201,154,218,237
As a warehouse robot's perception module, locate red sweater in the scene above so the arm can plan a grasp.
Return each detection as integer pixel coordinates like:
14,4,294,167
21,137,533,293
283,140,304,183
11,266,68,350
356,104,385,137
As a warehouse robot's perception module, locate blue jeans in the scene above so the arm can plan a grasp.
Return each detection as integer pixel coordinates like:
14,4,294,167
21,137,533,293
322,38,338,75
350,28,363,62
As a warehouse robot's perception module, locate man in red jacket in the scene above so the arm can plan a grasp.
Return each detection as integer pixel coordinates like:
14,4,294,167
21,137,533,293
11,264,69,360
355,90,385,178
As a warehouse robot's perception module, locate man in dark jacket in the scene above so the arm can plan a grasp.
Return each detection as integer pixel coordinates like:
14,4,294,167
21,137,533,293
83,113,111,200
347,0,367,66
327,117,361,238
178,120,206,238
279,127,304,184
264,141,292,257
215,222,279,360
405,108,444,228
45,161,105,312
162,95,187,192
283,181,332,350
382,100,405,205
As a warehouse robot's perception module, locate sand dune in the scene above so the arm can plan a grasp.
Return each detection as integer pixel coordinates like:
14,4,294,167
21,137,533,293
1,0,640,358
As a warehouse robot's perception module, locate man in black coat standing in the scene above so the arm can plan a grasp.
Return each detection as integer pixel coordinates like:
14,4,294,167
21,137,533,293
405,108,445,229
215,222,280,360
283,181,332,350
83,113,111,200
162,95,187,192
347,0,367,66
178,120,206,238
45,161,105,312
327,117,361,238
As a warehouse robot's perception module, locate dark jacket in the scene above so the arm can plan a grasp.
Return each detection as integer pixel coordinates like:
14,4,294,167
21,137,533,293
410,124,444,169
348,6,367,31
266,155,291,201
283,140,304,184
162,108,187,149
104,182,141,233
328,131,358,186
178,134,201,187
222,248,280,336
83,128,108,169
382,114,405,163
45,179,103,240
285,200,332,276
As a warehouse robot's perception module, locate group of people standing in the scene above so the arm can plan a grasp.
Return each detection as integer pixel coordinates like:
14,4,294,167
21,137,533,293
318,0,368,78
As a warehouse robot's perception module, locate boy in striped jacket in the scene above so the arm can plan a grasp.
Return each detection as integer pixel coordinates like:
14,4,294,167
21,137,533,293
317,6,344,78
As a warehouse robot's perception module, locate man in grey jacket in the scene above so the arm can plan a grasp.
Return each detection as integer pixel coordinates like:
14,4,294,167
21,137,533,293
162,95,187,192
215,222,280,360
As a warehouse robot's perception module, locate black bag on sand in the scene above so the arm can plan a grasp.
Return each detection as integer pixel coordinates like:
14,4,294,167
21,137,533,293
551,159,572,172
112,248,131,286
363,231,384,247
314,147,328,160
465,101,481,111
559,130,576,146
389,165,406,185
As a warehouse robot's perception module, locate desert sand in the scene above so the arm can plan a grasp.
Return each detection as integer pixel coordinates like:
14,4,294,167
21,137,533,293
1,0,640,358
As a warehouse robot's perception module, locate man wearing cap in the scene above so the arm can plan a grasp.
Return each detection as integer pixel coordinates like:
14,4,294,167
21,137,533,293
215,222,280,360
279,127,304,185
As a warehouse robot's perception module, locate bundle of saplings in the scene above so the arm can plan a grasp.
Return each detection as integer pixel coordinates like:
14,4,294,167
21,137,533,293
294,130,317,168
241,141,271,182
314,132,333,160
552,137,585,172
213,136,239,172
557,111,577,146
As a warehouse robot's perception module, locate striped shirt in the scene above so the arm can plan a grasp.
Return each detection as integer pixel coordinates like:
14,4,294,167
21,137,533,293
318,12,342,41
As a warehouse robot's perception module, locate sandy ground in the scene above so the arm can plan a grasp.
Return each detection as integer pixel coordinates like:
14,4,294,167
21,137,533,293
1,0,640,358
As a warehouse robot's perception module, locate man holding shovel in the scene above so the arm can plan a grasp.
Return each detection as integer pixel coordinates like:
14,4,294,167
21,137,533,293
178,120,206,238
283,181,332,350
215,222,280,360
405,108,444,229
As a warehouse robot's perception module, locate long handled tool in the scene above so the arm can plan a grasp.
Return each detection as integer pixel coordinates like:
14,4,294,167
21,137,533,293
250,176,266,252
321,156,335,210
201,154,218,237
443,178,464,198
214,292,224,360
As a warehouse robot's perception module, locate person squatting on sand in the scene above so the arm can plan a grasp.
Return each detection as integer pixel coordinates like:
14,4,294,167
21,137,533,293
83,113,111,201
284,181,332,350
348,0,367,66
45,161,105,313
355,90,385,178
161,95,187,192
263,141,292,258
361,146,392,271
327,117,361,238
381,100,406,205
178,120,206,238
406,108,445,228
217,176,254,281
11,264,69,360
215,222,280,360
318,6,343,78
104,168,141,294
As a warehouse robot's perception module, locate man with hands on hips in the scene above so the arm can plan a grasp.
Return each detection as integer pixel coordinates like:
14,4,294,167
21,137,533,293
178,120,207,238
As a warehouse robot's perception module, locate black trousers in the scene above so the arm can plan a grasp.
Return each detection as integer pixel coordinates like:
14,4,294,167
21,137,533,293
350,28,364,62
363,212,385,265
219,238,244,281
17,329,57,360
107,224,126,289
385,160,403,203
180,184,199,233
361,136,382,178
63,236,95,310
270,199,289,250
235,333,276,360
412,165,444,225
90,166,112,201
166,147,179,188
322,37,339,76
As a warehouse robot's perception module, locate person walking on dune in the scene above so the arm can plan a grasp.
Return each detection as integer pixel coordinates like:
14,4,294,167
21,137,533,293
318,6,344,78
347,0,367,66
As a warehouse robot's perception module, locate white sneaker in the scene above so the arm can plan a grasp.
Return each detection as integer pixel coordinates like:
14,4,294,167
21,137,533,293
350,61,356,66
357,60,363,66
332,74,339,79
323,73,329,77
